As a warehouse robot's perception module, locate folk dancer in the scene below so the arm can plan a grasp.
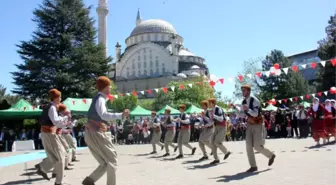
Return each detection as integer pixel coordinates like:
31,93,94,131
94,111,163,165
150,111,164,154
208,98,231,164
308,98,328,146
198,100,215,161
175,104,197,159
162,109,178,157
82,76,129,185
324,100,336,142
35,89,70,185
234,84,275,172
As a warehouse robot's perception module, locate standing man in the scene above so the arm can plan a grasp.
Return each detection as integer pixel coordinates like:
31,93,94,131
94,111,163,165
150,111,164,154
82,76,129,185
234,84,276,172
198,100,215,161
208,98,231,164
36,89,70,185
296,105,309,138
162,109,178,157
175,104,196,159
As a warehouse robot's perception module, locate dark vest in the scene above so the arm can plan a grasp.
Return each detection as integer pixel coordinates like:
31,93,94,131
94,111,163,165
332,107,336,117
203,111,210,125
179,113,187,125
87,94,108,124
213,106,226,126
39,103,54,126
312,105,324,120
166,116,172,124
242,97,262,117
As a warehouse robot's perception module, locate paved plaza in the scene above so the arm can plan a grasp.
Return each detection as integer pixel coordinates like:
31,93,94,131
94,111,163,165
0,138,335,185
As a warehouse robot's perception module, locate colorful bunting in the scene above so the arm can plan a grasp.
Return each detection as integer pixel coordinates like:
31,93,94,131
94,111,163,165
82,99,87,104
311,62,317,68
292,65,298,72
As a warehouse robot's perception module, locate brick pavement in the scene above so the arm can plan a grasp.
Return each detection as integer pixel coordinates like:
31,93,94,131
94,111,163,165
0,138,335,185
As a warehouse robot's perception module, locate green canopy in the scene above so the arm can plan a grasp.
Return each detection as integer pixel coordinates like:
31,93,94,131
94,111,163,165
0,99,42,119
185,105,203,114
262,104,278,111
157,105,180,115
130,105,152,116
301,101,311,108
62,98,92,114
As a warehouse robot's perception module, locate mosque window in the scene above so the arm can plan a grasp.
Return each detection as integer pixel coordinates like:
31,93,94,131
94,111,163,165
150,61,153,68
138,55,140,61
138,62,141,68
161,34,164,41
162,64,165,73
150,55,152,59
135,84,138,90
132,71,135,76
150,69,154,76
144,61,147,68
141,35,144,41
138,70,141,76
132,60,135,69
156,67,159,74
155,60,159,67
144,55,146,60
144,69,147,76
143,48,146,53
126,67,130,77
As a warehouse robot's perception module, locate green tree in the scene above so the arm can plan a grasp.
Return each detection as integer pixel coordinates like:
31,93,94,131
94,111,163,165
138,99,155,110
316,13,336,91
12,0,111,101
258,50,310,102
152,77,215,110
108,83,138,112
215,91,233,108
0,85,21,109
233,58,263,99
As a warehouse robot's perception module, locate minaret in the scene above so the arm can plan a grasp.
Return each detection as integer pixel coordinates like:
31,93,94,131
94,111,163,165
136,8,142,26
115,42,121,62
97,0,108,56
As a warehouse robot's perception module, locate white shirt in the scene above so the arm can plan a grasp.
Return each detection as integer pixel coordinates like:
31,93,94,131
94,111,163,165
95,92,122,121
48,103,68,127
295,110,307,120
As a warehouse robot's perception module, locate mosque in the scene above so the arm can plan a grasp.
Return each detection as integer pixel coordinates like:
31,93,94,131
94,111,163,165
96,0,209,94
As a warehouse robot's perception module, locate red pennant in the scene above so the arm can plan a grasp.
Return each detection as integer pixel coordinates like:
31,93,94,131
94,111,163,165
317,92,322,97
23,107,26,111
163,87,168,93
305,94,310,99
82,99,87,104
330,87,336,94
283,99,287,103
72,101,75,105
209,81,216,87
120,93,124,96
256,72,262,78
294,97,298,101
146,89,152,94
218,78,224,84
107,94,114,100
331,58,336,67
292,66,298,72
238,75,244,82
132,91,138,96
179,85,185,90
274,63,280,70
311,62,317,69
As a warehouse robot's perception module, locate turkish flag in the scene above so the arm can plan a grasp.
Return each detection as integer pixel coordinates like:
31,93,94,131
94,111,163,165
209,81,216,87
163,87,168,93
146,89,152,94
218,78,224,84
292,66,298,72
82,99,87,104
331,58,336,67
179,85,185,90
311,62,317,68
317,92,322,97
305,94,310,99
132,91,138,96
238,75,244,82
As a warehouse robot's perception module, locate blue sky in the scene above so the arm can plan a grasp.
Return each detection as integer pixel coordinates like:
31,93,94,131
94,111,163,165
0,0,334,98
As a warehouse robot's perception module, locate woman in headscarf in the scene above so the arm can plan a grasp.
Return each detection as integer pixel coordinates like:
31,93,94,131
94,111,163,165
324,99,336,142
308,98,328,145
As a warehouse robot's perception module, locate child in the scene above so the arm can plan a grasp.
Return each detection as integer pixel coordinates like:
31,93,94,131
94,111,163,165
286,116,292,138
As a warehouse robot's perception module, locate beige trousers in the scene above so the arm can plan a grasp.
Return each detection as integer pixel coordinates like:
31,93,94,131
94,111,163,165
151,131,164,152
246,123,274,167
211,125,229,160
63,133,76,160
177,129,193,155
199,127,214,156
39,132,66,184
164,129,176,154
85,130,117,185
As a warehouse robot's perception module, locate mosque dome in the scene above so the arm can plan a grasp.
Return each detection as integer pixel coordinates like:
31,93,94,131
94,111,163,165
130,19,178,36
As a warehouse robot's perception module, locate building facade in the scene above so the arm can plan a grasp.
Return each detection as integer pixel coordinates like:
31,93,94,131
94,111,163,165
287,49,320,84
109,9,209,94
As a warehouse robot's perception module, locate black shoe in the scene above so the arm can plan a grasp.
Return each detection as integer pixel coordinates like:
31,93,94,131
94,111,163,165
64,167,73,170
268,154,276,166
174,146,178,152
36,165,50,181
82,176,95,185
34,164,39,169
210,152,213,155
161,145,164,151
175,154,183,159
68,163,74,166
209,160,220,165
199,156,209,161
52,173,57,178
191,147,197,155
246,167,258,172
224,151,231,160
163,153,170,157
150,151,157,154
